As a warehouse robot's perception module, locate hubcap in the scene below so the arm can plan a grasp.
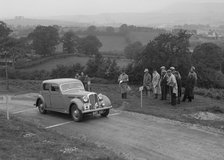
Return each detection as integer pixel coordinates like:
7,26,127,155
73,109,80,119
39,103,44,112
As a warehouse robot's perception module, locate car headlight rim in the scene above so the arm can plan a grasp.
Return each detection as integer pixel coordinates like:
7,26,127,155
82,95,89,103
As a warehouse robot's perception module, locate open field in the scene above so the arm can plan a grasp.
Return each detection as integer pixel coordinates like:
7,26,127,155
18,55,131,72
128,31,161,44
98,35,128,53
1,80,224,130
0,113,124,160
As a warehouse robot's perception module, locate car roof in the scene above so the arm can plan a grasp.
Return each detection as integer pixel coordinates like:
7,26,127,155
42,78,81,85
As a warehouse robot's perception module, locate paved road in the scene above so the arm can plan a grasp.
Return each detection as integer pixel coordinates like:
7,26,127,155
1,95,224,160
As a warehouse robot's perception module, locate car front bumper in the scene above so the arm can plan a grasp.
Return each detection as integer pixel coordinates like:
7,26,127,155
82,106,112,114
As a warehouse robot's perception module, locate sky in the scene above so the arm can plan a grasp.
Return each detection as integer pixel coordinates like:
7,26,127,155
0,0,223,18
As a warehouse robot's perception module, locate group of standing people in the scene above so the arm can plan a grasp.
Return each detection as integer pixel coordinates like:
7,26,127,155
118,66,197,106
75,72,91,91
143,66,197,105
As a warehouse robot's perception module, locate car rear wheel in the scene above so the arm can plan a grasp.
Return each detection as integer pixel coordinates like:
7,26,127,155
37,99,47,114
71,105,83,122
100,109,110,117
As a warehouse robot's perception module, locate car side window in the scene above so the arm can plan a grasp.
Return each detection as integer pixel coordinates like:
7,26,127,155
43,83,50,91
51,85,60,92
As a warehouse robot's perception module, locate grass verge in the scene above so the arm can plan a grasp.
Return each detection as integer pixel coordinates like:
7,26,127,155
0,113,125,160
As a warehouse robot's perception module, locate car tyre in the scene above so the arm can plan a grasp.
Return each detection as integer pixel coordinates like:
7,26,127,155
100,109,110,117
71,105,83,122
37,99,47,114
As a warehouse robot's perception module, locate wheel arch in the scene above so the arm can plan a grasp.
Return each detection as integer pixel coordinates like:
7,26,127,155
69,98,83,114
35,95,45,107
102,95,111,106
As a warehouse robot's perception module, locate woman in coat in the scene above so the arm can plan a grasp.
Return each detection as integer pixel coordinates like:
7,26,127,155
143,68,152,96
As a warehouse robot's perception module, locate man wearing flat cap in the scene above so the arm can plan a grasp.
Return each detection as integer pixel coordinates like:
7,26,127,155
118,69,129,99
143,68,152,96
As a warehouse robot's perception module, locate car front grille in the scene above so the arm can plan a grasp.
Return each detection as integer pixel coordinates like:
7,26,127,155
89,94,99,109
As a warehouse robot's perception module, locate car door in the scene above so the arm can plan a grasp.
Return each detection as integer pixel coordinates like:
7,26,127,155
41,83,51,108
50,84,65,111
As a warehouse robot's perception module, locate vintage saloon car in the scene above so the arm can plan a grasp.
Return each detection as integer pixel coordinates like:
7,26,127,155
35,78,112,122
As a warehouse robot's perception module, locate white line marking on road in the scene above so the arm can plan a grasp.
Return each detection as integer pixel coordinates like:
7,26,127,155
13,108,36,114
108,112,121,117
45,121,73,129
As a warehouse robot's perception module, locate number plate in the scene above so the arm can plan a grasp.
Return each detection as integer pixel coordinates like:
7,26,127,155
92,111,98,116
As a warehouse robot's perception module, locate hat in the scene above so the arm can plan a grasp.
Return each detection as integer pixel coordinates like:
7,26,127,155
160,66,165,70
144,68,149,72
167,69,171,73
161,70,167,73
170,67,175,70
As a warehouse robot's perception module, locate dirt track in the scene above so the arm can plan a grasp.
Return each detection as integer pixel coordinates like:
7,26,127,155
1,95,224,160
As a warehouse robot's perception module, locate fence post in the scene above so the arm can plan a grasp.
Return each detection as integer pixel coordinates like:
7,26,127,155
6,95,10,120
139,86,144,108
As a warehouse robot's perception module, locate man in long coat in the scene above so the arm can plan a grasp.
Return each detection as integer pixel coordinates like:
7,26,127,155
160,69,168,100
143,68,152,96
174,71,182,104
118,70,129,99
167,69,178,105
152,69,161,99
182,71,196,102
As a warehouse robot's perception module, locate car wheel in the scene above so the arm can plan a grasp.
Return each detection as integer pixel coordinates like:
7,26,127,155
37,99,47,114
71,105,83,122
100,109,110,117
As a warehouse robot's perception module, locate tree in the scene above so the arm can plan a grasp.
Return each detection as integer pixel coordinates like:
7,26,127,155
28,25,60,56
85,53,103,77
62,31,79,54
124,41,144,59
128,30,192,84
87,25,97,35
192,43,224,87
119,24,128,35
0,21,13,90
79,35,102,55
106,26,115,34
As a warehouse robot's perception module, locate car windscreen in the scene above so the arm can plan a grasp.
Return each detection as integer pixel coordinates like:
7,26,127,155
60,82,84,92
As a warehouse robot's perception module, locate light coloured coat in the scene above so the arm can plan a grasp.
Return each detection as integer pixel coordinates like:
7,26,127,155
152,71,161,94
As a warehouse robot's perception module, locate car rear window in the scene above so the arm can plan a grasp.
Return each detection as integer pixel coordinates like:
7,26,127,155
43,83,50,91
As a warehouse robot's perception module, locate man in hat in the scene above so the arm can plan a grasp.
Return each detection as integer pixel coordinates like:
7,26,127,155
75,73,80,80
143,68,152,96
152,69,161,99
183,67,197,102
167,69,178,105
174,71,182,104
79,72,85,84
118,69,129,99
160,69,168,100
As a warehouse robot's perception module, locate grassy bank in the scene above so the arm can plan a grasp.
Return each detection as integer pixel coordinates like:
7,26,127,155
1,80,224,131
0,113,125,160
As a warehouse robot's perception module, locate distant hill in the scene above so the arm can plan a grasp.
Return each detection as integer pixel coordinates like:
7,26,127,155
3,2,224,27
49,2,224,26
3,18,87,27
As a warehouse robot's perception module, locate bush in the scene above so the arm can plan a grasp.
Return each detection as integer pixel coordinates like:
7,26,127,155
194,87,224,100
7,69,51,80
51,63,84,78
